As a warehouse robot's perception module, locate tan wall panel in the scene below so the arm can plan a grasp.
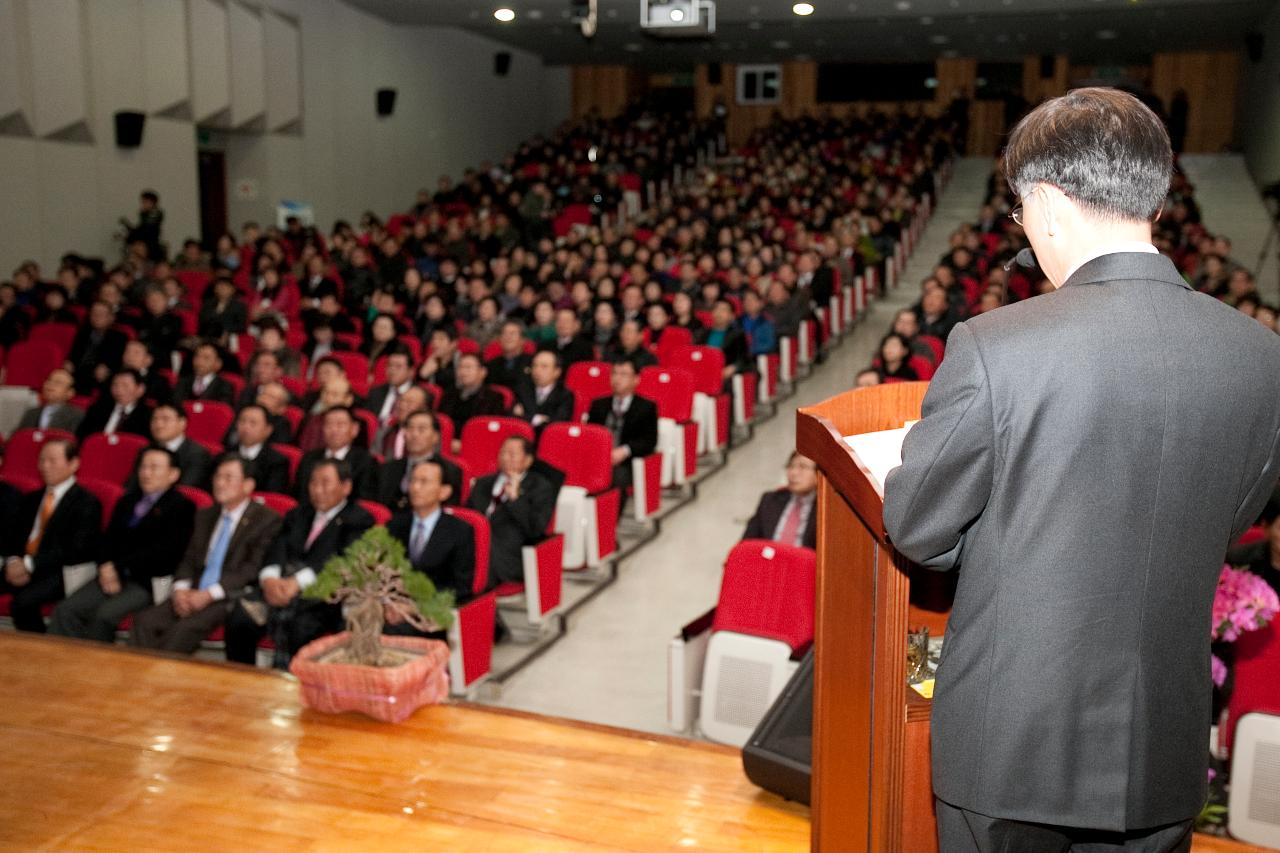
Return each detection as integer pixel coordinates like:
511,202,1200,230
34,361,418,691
1152,50,1241,153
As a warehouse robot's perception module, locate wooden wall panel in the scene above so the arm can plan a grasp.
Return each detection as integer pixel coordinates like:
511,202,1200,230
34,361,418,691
936,57,976,102
570,65,640,120
1022,55,1069,104
967,100,1007,157
1152,50,1241,153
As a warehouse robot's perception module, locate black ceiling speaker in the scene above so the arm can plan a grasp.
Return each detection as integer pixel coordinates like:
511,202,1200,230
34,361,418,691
114,111,145,148
707,62,722,86
376,88,397,117
1245,32,1264,64
495,52,512,76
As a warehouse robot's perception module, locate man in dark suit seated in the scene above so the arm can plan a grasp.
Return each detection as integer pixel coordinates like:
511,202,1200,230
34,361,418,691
437,353,506,453
374,385,428,459
66,300,128,394
120,339,172,405
1,438,102,632
17,368,84,434
467,436,557,586
484,320,533,389
418,327,460,394
227,404,291,494
363,346,416,433
538,307,595,367
741,452,817,549
130,455,281,654
172,342,236,406
374,410,462,512
76,368,153,439
914,285,959,342
235,350,290,409
50,447,195,643
603,319,658,370
586,357,658,492
127,403,211,490
224,459,374,666
294,406,376,502
512,350,574,436
387,460,475,608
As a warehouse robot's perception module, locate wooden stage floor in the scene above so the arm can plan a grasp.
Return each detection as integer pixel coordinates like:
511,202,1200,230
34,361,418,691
0,633,808,851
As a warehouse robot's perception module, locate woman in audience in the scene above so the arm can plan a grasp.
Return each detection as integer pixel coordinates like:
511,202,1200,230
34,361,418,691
362,312,401,364
875,333,918,382
671,292,703,335
465,296,503,349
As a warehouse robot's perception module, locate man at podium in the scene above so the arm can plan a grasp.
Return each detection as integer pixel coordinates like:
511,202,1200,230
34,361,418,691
883,88,1280,852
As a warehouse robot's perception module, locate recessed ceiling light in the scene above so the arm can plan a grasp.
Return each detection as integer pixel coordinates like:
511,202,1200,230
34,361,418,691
894,0,911,10
772,39,791,48
1096,28,1117,39
494,7,515,22
793,2,815,14
669,7,685,21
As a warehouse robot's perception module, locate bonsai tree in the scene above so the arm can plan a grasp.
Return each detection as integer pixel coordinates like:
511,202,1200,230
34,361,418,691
303,526,455,666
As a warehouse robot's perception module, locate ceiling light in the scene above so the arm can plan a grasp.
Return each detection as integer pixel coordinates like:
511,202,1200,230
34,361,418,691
669,6,685,21
793,2,815,14
494,7,515,22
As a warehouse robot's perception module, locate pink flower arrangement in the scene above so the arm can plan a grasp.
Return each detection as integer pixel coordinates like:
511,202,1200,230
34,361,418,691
1210,564,1280,687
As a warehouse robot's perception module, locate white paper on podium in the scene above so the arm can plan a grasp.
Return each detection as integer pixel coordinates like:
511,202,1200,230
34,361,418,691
842,421,917,498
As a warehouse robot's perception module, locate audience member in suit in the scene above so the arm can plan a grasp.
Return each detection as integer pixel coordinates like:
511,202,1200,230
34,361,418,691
130,456,281,653
50,448,196,643
228,404,291,494
136,287,183,366
741,452,818,549
76,368,152,440
374,410,462,512
512,350,574,436
235,350,290,409
172,342,236,406
387,460,476,607
364,347,416,430
294,406,376,502
66,300,128,394
1,439,102,632
914,285,959,343
125,404,212,490
375,386,430,458
603,319,658,370
224,459,375,666
116,338,173,405
197,276,248,340
418,327,459,394
223,381,294,449
697,301,752,382
437,353,506,453
539,308,597,368
484,320,533,389
295,376,362,453
467,436,557,586
586,358,659,491
16,368,84,434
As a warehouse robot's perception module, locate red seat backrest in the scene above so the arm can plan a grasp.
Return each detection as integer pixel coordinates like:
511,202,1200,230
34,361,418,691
637,365,695,423
918,335,945,364
329,351,371,395
536,423,614,495
711,538,816,651
908,355,935,381
253,491,298,516
0,428,75,480
444,506,490,595
218,371,245,400
459,416,534,479
176,484,214,510
655,326,693,363
80,432,149,484
1226,621,1280,751
357,498,392,526
3,340,62,389
662,345,724,396
76,476,124,530
565,361,613,401
270,443,303,484
183,400,235,445
27,323,78,361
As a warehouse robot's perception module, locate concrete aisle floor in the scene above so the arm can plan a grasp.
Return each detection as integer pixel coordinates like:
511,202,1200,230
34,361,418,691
480,157,996,736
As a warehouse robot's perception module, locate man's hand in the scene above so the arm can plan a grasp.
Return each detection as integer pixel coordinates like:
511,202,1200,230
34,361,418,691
262,576,301,608
93,364,110,383
170,588,193,617
610,446,630,465
4,558,30,588
512,403,525,417
98,562,121,596
187,589,214,613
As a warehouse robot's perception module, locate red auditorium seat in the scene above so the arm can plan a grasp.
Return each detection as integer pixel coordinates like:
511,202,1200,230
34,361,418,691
712,540,816,649
654,326,693,363
638,365,698,487
175,484,214,510
493,532,565,630
80,432,148,484
218,372,245,400
3,340,62,389
565,361,613,403
908,355,935,381
27,322,78,361
282,405,304,438
1225,622,1280,753
253,491,298,516
173,270,211,302
353,409,379,448
77,476,124,529
455,337,480,356
419,383,442,410
183,400,235,446
443,507,498,696
357,499,392,526
271,443,303,486
480,339,535,361
755,353,781,403
328,351,370,395
435,412,456,459
662,345,730,453
280,376,308,402
459,416,534,479
0,428,74,481
538,422,619,569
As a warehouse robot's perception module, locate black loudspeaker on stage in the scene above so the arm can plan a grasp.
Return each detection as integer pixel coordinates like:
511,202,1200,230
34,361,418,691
376,88,397,117
495,52,511,76
114,111,145,148
742,647,813,805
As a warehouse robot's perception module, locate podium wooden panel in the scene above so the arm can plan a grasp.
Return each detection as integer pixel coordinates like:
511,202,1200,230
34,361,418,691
797,382,950,852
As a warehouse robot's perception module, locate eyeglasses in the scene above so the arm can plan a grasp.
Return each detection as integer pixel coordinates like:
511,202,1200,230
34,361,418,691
1009,202,1024,227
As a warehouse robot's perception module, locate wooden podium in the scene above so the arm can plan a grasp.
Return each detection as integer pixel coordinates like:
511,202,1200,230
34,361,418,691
796,382,954,852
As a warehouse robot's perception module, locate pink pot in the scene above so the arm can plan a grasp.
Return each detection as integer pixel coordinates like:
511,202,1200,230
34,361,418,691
289,632,450,723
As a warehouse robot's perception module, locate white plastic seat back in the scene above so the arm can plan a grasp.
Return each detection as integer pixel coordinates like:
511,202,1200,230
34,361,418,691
1230,711,1280,847
553,484,590,569
699,631,796,747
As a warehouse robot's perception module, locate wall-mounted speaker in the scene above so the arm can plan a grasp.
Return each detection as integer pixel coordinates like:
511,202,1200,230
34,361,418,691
1246,32,1264,64
707,62,722,86
376,88,397,117
1039,54,1056,79
742,647,813,805
114,111,145,148
495,52,511,76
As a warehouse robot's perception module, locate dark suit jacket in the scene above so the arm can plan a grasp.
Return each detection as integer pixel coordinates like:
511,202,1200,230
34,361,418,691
17,404,84,434
438,386,506,431
5,482,101,578
126,438,212,491
466,470,557,586
538,335,595,367
512,379,574,432
587,395,658,460
68,327,127,393
883,252,1280,830
484,353,532,389
742,489,816,549
240,446,291,495
76,399,152,440
100,488,196,585
373,454,463,512
174,501,281,595
294,448,376,502
387,510,476,599
363,382,410,424
266,501,374,576
173,374,236,406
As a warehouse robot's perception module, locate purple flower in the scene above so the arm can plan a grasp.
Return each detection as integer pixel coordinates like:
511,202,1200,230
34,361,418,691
1211,654,1228,688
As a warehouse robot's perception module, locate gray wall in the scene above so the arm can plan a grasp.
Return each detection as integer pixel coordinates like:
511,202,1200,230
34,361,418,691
0,0,570,274
1240,1,1280,192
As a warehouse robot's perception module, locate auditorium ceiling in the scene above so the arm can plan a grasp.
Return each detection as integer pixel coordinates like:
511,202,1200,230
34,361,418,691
345,0,1275,69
